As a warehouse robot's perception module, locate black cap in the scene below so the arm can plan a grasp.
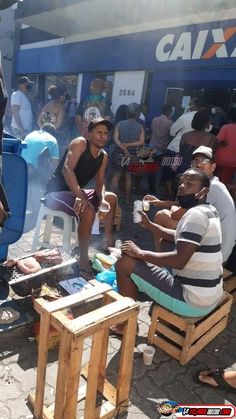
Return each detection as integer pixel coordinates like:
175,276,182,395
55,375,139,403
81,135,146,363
18,76,34,85
88,117,113,132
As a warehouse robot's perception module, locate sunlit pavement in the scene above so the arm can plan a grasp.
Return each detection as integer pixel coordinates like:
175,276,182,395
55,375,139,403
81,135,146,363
1,197,236,418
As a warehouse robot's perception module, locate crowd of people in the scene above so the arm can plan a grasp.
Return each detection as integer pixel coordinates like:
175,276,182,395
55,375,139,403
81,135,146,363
2,76,236,394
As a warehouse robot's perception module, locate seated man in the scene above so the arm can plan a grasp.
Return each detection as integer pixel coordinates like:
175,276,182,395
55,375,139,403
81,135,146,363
45,117,117,279
145,146,236,263
115,169,223,333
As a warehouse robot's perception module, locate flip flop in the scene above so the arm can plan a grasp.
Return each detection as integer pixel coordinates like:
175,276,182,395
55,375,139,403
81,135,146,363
194,369,236,394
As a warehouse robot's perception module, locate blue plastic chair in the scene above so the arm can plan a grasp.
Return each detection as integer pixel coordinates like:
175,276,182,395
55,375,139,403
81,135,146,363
0,152,28,260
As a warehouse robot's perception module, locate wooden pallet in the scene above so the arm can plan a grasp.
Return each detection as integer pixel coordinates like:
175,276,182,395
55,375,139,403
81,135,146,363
28,280,139,419
148,292,232,365
223,268,236,303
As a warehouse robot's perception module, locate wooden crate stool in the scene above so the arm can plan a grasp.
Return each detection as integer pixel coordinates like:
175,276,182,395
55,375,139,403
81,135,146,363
147,292,232,365
28,280,139,419
223,268,236,303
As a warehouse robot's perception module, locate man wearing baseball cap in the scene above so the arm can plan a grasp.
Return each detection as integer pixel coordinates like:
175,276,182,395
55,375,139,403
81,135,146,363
191,146,236,262
11,76,34,139
45,117,117,279
144,145,236,263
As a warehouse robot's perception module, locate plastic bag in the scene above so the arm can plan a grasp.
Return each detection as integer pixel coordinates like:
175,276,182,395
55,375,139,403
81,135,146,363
96,270,118,292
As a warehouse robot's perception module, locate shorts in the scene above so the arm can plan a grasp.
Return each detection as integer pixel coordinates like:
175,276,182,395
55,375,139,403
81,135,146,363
44,190,99,221
131,260,215,317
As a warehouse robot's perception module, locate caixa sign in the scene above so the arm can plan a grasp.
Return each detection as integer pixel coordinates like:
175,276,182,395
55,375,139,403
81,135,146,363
156,27,236,61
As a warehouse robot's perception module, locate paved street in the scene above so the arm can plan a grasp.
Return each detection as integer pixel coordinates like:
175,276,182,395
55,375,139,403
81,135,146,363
1,197,236,418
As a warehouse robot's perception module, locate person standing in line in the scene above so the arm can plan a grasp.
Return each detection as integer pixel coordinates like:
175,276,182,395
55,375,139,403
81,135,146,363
110,103,145,203
168,97,202,154
150,104,173,154
37,85,66,131
216,107,236,186
10,76,34,139
148,104,173,193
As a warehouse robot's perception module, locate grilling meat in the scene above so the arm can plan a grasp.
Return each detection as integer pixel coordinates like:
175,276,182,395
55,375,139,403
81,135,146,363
16,257,41,274
34,248,63,265
3,258,18,268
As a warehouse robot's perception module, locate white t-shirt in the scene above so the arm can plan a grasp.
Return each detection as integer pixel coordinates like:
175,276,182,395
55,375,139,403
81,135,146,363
11,90,33,132
168,111,197,153
207,176,236,263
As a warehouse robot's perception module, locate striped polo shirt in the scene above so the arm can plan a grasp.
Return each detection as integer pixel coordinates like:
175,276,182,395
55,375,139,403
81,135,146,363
173,204,223,308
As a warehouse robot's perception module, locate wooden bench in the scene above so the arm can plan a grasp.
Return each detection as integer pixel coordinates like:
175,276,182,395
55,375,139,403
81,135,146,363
28,280,139,419
223,268,236,303
147,292,232,365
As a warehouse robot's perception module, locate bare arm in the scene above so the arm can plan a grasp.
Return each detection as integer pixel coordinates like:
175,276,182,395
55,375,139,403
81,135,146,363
62,138,87,198
143,194,178,209
122,240,198,270
12,105,24,135
139,211,175,242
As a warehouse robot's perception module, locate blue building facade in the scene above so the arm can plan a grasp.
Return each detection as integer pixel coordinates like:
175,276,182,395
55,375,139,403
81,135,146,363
15,11,236,123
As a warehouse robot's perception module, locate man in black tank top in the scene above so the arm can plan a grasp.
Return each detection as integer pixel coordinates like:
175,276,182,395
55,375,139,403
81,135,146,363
45,117,117,278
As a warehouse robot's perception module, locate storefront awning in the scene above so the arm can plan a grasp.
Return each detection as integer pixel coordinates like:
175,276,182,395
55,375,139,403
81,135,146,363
16,0,236,43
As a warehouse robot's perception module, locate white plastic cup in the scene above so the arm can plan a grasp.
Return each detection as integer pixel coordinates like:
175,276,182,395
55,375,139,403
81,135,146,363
143,346,155,365
142,200,150,211
133,200,143,223
98,201,110,220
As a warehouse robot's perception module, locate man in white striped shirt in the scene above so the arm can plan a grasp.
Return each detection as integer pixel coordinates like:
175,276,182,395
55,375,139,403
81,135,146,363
115,169,223,328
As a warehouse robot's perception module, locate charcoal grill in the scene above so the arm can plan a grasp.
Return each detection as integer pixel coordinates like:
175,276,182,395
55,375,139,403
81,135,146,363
0,251,79,297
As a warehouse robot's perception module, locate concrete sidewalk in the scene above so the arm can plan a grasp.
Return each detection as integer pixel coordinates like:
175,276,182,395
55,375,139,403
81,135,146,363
1,199,236,418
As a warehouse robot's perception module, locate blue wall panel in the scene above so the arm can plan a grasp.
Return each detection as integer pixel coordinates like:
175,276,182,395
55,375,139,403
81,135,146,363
17,18,236,75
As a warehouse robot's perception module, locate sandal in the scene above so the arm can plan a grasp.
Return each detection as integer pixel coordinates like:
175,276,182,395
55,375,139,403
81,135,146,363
194,369,236,394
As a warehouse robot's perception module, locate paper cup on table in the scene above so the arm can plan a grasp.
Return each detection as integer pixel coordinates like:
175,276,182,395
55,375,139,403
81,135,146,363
143,345,155,365
98,202,110,220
